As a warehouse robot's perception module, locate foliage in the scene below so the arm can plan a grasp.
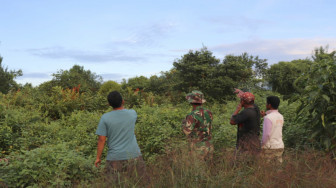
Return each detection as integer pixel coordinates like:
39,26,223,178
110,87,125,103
36,86,107,119
87,146,336,187
220,52,268,91
0,105,41,155
1,46,336,187
1,143,100,187
51,65,103,92
293,48,336,156
147,70,182,97
98,80,121,97
0,56,22,94
173,47,220,92
266,59,312,97
134,104,186,161
211,102,237,148
121,76,149,90
173,47,268,102
279,100,310,149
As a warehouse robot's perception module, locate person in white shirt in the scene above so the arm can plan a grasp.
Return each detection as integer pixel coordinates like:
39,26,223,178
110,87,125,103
260,96,284,163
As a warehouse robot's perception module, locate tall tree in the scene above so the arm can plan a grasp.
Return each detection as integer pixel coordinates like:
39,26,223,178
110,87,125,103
0,56,22,94
51,65,102,92
98,80,121,97
173,47,222,100
294,47,336,156
121,76,149,90
173,48,268,101
220,53,268,91
266,59,312,96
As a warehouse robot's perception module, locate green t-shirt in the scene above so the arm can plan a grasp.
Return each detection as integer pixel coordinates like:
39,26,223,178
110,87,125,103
96,109,141,161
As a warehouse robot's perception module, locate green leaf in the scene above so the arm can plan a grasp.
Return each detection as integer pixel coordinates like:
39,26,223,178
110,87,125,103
321,113,325,127
323,138,331,150
322,95,330,103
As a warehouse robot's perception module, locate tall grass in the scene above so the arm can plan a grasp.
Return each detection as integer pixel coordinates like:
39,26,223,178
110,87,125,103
86,142,336,188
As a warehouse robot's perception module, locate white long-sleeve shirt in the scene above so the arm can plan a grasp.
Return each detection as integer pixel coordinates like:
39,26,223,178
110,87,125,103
262,110,284,149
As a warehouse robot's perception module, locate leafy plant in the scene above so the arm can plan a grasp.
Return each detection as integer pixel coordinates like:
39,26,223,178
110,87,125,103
293,49,336,157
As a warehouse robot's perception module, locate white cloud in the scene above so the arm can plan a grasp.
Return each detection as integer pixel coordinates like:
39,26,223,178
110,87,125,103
27,46,146,63
107,21,177,48
210,38,336,63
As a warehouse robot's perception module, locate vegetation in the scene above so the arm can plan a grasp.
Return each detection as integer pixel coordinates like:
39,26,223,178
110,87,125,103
0,47,335,187
0,56,22,94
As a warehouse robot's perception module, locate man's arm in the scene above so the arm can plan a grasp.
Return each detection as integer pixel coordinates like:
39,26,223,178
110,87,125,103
262,118,272,147
95,135,106,167
230,103,242,125
182,115,194,136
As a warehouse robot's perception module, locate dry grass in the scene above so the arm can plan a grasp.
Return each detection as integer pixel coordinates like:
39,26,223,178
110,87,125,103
87,143,336,188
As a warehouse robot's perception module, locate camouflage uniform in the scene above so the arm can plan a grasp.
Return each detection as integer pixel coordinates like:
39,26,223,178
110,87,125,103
182,91,214,160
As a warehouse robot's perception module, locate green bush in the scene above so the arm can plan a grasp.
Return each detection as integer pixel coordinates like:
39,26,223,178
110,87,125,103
0,106,41,155
134,104,186,160
1,143,100,187
211,102,237,149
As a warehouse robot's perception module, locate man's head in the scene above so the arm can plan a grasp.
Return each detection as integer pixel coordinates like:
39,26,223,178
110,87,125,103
107,91,123,108
266,96,280,110
240,92,255,105
186,90,206,104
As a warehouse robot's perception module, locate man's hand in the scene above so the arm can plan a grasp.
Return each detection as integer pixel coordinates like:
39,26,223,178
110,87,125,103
95,158,101,167
230,101,243,125
95,135,106,168
260,110,266,117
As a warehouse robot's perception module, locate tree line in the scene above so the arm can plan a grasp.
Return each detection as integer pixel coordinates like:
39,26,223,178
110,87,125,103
0,46,336,155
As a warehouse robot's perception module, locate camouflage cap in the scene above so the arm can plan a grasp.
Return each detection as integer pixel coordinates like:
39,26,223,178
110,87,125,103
186,90,206,104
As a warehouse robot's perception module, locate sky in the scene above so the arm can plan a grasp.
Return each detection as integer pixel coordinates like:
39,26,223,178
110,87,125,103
1,0,336,86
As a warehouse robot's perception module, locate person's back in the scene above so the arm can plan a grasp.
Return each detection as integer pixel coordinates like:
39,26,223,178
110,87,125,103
94,91,148,185
182,90,213,160
263,110,284,149
230,91,261,153
261,96,284,163
97,109,141,160
186,106,213,144
237,104,260,137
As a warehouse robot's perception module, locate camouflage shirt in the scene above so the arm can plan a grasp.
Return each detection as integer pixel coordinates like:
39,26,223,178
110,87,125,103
182,106,213,145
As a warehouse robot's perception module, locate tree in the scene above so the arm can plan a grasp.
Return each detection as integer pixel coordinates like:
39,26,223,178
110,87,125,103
0,56,22,94
173,48,268,101
266,59,312,96
173,47,220,92
98,80,121,97
51,65,102,92
219,53,268,92
294,47,336,156
147,70,181,95
121,76,149,91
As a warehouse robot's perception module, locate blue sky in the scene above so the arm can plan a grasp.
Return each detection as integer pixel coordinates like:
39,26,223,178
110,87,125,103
1,0,335,86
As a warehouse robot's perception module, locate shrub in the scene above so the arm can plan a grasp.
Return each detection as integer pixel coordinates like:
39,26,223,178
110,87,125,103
134,104,186,161
1,143,100,187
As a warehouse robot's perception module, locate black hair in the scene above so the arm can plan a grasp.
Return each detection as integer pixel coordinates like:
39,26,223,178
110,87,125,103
107,91,123,108
266,96,280,109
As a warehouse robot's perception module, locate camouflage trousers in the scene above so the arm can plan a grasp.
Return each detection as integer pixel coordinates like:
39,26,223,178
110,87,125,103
104,156,150,184
262,148,284,163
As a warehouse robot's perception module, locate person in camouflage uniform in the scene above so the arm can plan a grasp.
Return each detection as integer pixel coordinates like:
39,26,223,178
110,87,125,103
182,90,214,160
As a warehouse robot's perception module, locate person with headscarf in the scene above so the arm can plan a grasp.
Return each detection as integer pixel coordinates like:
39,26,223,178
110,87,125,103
230,89,261,154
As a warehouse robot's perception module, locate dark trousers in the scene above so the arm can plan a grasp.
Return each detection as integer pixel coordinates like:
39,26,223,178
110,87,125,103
104,156,149,185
